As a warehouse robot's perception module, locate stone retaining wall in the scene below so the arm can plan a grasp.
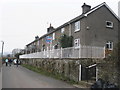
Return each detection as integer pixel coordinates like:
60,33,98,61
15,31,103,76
21,58,101,81
20,58,119,87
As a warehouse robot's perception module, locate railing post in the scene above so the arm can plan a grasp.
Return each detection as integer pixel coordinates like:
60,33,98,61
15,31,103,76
96,66,98,81
103,46,105,58
53,48,54,58
44,49,45,58
61,47,62,58
79,45,81,58
79,64,82,81
50,49,51,58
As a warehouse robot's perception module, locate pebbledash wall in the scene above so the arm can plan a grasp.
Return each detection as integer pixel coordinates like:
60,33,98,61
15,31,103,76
20,58,119,86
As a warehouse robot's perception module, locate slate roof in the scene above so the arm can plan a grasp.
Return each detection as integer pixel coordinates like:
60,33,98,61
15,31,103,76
26,2,120,46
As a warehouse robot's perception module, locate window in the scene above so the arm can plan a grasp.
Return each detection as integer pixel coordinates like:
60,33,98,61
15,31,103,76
106,41,113,50
106,21,113,28
53,33,55,40
75,21,80,32
74,38,80,47
61,28,65,33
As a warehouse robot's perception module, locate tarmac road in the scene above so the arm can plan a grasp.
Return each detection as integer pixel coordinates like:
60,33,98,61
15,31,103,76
0,68,2,90
2,64,75,88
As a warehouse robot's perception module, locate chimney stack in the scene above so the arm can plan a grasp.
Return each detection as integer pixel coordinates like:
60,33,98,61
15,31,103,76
47,24,55,33
82,3,91,14
35,36,39,40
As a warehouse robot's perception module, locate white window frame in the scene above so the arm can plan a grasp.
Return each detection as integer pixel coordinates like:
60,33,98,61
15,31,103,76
74,21,80,32
52,33,55,40
74,38,80,48
61,28,65,33
106,41,113,50
106,21,113,28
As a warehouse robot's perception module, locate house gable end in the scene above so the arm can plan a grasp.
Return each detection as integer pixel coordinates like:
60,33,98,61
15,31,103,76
84,2,120,22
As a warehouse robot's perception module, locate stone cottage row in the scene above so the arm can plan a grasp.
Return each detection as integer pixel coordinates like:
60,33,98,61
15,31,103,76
24,2,120,55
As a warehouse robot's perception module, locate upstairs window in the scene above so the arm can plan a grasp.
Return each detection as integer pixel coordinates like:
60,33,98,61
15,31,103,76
106,21,113,28
53,33,55,40
106,41,113,50
61,28,65,33
75,21,80,32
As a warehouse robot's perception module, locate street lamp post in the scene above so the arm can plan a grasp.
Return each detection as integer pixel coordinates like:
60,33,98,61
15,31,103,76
1,41,4,65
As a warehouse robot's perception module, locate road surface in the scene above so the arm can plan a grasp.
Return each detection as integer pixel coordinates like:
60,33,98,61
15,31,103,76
2,64,75,88
0,68,2,90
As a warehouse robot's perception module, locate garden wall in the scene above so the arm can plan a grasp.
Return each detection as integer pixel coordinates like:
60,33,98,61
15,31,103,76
20,58,119,87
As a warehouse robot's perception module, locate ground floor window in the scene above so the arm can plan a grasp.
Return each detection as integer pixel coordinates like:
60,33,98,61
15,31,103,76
74,38,80,47
106,41,113,50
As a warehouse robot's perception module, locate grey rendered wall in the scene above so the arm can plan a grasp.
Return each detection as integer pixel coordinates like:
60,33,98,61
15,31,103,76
83,6,118,47
71,17,87,46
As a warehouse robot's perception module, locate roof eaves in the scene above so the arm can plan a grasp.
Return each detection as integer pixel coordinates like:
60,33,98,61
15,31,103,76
84,2,105,16
84,2,120,21
26,30,57,46
40,30,55,39
56,14,85,30
26,2,120,47
104,3,120,21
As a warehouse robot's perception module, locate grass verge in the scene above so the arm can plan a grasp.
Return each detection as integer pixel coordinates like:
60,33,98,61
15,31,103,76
22,64,78,85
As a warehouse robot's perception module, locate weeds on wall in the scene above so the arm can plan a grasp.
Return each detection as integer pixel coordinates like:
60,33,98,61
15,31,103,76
99,42,120,87
22,64,78,84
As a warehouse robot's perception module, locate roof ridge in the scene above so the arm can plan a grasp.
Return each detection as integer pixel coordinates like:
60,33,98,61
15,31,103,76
91,2,106,10
84,2,120,21
26,2,120,46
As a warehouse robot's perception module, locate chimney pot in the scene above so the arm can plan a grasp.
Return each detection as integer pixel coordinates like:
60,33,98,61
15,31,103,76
82,3,91,14
47,24,55,33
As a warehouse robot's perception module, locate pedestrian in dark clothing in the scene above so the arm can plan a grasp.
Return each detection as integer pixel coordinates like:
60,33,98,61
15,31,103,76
91,78,105,89
16,59,19,67
5,59,8,66
9,59,12,66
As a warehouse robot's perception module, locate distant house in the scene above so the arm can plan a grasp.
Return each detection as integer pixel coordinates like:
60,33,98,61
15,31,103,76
25,2,120,55
12,48,24,57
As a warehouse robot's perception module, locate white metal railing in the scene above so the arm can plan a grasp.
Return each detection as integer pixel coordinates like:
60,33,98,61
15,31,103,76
20,46,105,59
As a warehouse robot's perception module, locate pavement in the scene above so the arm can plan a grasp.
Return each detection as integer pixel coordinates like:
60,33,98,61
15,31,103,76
1,64,91,89
0,67,2,90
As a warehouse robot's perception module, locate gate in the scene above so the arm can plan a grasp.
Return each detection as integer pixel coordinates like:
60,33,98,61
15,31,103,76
79,64,97,81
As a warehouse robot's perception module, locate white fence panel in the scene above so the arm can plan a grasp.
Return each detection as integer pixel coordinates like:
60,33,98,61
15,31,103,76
20,46,105,59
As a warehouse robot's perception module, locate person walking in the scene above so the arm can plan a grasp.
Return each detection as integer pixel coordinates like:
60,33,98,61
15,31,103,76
5,59,8,66
8,59,12,66
16,59,19,67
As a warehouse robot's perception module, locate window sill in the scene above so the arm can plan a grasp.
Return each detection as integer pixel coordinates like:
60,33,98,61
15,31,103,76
106,48,113,50
74,46,80,49
74,29,80,33
108,49,113,50
106,26,113,29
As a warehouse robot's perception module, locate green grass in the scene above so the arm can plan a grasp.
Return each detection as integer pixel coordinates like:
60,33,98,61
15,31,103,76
22,64,78,84
78,81,93,88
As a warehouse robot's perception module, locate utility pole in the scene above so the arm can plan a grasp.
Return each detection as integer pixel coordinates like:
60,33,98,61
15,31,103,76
1,41,4,71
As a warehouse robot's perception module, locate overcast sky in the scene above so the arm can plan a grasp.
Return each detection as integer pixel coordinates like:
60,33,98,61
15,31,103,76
0,0,120,54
